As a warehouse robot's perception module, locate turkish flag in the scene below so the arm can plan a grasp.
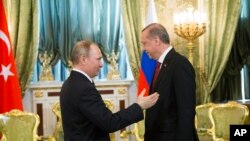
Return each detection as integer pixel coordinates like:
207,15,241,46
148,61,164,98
0,0,23,113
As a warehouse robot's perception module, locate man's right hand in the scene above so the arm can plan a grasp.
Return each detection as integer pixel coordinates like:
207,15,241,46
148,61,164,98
137,89,159,110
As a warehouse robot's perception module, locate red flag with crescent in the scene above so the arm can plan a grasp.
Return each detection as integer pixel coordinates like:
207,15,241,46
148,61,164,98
0,0,23,113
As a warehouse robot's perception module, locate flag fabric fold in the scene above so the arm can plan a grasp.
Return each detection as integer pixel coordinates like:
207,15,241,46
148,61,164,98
137,52,157,96
137,0,158,96
0,0,23,113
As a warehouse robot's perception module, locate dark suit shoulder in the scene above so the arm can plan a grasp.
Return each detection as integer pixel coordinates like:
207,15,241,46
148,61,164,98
60,71,97,106
167,49,194,69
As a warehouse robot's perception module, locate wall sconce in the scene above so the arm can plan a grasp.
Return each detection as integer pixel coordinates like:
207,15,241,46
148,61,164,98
173,5,206,65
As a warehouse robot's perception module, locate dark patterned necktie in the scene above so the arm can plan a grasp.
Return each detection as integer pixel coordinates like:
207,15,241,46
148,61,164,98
152,62,161,86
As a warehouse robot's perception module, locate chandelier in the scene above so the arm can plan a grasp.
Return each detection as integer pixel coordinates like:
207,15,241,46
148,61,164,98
173,5,206,65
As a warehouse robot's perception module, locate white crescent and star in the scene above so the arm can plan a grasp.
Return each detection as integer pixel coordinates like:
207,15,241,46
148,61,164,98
0,30,14,82
0,64,14,81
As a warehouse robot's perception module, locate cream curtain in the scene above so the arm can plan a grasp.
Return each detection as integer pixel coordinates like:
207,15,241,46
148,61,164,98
122,0,148,139
4,0,39,96
200,0,241,103
122,0,146,81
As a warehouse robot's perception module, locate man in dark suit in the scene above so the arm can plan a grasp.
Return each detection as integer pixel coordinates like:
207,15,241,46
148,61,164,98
141,23,199,141
60,40,159,141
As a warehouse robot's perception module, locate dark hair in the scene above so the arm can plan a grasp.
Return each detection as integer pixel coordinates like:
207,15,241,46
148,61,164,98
142,23,170,44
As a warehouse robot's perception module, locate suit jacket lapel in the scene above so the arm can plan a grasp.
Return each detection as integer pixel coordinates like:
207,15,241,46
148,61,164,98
151,49,176,92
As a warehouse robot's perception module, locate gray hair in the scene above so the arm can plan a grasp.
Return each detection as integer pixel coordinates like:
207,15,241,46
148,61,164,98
71,40,96,65
142,23,170,44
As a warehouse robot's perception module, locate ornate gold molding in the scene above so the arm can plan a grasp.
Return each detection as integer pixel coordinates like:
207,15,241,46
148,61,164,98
39,51,54,81
107,51,121,80
118,88,126,95
34,91,43,98
103,99,114,111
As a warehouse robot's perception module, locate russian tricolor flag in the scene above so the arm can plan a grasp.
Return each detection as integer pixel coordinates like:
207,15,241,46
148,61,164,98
137,0,158,96
137,52,156,96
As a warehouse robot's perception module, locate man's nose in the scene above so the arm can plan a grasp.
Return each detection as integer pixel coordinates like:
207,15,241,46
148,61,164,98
100,62,103,68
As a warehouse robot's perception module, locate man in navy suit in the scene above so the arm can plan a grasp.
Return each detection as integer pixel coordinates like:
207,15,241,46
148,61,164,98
60,40,159,141
141,23,199,141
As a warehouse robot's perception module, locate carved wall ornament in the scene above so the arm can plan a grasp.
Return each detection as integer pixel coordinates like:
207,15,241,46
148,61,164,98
107,51,121,80
39,51,54,81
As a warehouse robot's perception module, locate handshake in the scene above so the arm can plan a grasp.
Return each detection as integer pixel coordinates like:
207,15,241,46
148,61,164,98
136,89,159,110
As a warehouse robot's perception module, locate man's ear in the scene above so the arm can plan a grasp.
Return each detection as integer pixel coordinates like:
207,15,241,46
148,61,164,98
155,37,161,45
80,55,86,64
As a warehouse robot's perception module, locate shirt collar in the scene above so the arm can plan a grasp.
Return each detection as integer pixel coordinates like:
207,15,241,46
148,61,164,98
158,46,173,63
72,68,93,83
